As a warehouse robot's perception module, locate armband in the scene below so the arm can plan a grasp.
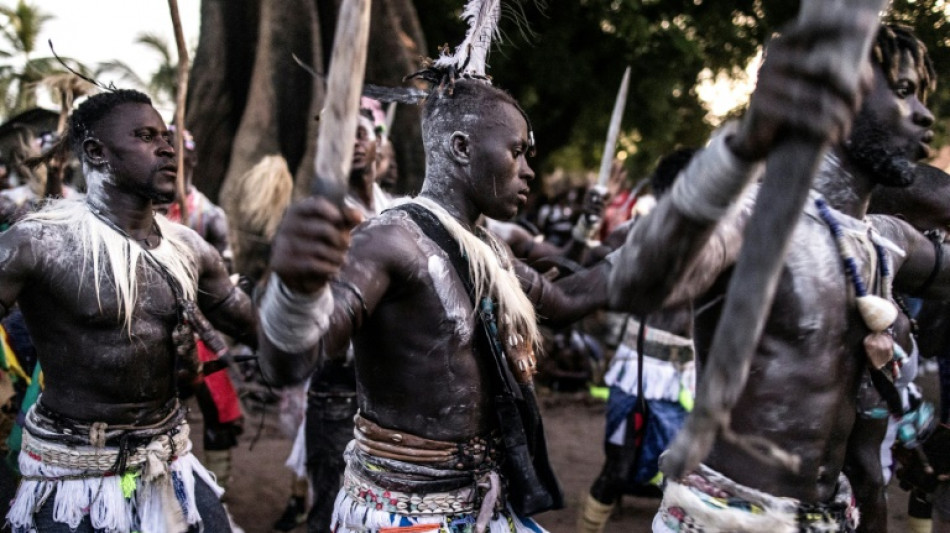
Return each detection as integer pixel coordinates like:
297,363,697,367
259,273,334,353
669,123,761,223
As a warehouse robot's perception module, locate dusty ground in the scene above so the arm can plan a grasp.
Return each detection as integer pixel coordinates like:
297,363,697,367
204,379,927,533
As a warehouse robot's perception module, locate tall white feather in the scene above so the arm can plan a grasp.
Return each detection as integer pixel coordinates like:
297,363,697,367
434,0,502,78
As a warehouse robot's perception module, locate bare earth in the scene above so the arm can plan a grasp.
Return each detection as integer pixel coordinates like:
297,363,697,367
199,379,926,533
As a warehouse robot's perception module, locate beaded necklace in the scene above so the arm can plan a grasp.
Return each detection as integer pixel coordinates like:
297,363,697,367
815,197,906,379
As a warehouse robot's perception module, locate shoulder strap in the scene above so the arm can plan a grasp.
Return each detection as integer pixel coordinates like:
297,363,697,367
390,203,475,299
391,203,520,396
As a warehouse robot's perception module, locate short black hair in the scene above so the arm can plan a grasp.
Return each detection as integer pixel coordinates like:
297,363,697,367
873,23,936,102
69,89,152,157
421,79,533,154
650,147,698,198
28,89,153,170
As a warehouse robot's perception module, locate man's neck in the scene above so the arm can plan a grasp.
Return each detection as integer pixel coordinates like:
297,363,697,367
418,182,480,232
86,183,156,241
812,147,874,219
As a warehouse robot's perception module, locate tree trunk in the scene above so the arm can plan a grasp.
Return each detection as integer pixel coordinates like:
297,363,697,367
366,0,427,195
186,0,260,203
188,0,428,275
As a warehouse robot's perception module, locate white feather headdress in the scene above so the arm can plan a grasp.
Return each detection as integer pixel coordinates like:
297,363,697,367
434,0,503,79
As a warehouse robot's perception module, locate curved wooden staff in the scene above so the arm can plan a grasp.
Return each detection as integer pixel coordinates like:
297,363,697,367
661,0,889,480
312,0,372,205
168,0,190,220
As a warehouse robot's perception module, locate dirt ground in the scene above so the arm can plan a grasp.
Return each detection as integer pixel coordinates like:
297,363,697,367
207,380,928,533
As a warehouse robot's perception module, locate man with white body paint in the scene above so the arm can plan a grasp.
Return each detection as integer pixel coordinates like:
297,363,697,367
257,23,861,529
0,89,256,532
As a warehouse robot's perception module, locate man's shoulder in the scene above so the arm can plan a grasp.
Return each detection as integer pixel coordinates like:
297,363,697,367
350,206,432,263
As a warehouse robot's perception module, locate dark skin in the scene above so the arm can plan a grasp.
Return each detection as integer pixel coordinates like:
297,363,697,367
0,102,255,426
263,100,611,442
346,117,380,218
613,36,942,531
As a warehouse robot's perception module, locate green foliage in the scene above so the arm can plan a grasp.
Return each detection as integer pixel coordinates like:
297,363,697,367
416,0,950,181
415,0,800,179
0,0,57,115
95,33,177,108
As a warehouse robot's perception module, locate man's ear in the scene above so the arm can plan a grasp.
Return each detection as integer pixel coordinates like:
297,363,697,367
82,137,105,165
449,131,470,165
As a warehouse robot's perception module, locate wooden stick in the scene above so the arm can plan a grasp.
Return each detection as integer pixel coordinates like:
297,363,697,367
661,0,889,480
168,0,190,220
311,0,372,205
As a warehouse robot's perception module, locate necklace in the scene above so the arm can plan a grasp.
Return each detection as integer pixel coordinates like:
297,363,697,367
815,197,908,382
85,203,202,380
814,197,897,332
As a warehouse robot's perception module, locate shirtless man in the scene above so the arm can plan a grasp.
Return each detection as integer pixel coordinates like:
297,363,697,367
261,79,622,532
608,24,944,532
1,89,255,532
257,15,870,530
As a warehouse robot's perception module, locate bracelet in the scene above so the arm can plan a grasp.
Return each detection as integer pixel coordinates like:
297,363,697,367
259,273,334,353
669,122,762,223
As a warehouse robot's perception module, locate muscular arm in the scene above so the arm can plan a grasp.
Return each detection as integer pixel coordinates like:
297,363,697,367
843,416,888,533
257,218,396,386
191,230,256,348
488,219,591,267
0,223,39,315
607,132,759,315
520,258,609,328
874,215,950,299
205,207,234,273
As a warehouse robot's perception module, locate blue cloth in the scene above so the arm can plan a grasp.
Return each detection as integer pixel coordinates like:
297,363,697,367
605,386,688,487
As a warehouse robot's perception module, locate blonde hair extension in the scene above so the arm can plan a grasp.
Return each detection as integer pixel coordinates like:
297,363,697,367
408,196,540,352
24,199,197,336
236,155,294,240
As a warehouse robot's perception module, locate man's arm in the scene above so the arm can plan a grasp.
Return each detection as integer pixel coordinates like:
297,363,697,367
256,198,392,386
877,215,950,300
0,223,38,317
192,230,257,348
608,131,759,316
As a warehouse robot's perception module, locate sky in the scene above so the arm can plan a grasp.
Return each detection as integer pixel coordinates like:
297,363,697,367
34,1,201,114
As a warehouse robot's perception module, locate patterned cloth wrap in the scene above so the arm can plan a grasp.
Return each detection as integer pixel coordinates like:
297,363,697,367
331,414,546,533
6,400,221,533
653,462,859,533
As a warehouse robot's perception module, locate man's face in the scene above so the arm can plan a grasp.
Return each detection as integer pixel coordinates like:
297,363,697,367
94,103,178,202
351,116,378,174
846,50,935,187
466,101,535,220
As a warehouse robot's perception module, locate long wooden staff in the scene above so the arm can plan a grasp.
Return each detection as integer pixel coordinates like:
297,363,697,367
661,0,889,480
311,0,372,205
168,0,189,220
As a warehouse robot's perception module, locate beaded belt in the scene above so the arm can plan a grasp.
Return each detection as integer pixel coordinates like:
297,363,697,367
342,464,480,515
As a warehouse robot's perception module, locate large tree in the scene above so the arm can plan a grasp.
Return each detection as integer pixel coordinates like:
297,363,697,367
185,0,427,274
187,0,948,203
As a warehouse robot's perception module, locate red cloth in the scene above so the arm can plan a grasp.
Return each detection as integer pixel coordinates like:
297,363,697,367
600,190,637,240
197,340,243,424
